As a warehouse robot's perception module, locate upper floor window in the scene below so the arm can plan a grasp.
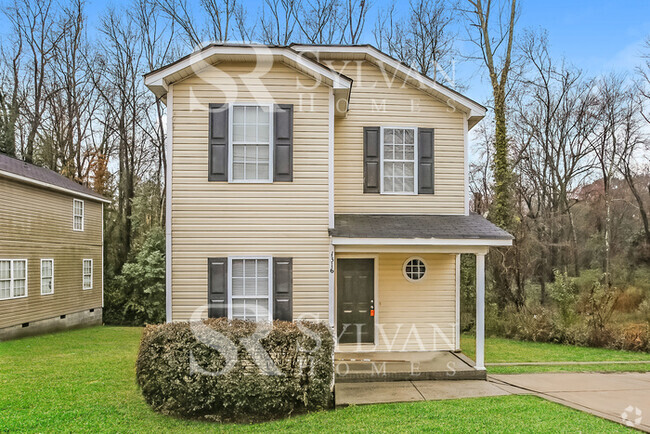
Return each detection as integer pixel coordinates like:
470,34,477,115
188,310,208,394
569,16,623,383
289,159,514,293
381,127,417,194
73,199,84,231
0,259,27,300
230,104,272,182
83,259,93,290
41,259,54,295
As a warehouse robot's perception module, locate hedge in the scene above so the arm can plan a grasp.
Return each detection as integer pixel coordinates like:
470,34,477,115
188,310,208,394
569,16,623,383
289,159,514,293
135,318,334,422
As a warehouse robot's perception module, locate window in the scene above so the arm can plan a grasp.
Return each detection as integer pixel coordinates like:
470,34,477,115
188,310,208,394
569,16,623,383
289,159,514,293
0,259,28,300
73,199,84,231
404,257,426,281
83,259,93,290
229,258,272,321
41,259,54,295
381,127,417,194
230,104,272,182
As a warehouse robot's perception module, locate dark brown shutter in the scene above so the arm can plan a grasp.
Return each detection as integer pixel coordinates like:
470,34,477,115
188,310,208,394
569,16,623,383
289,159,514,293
418,128,435,194
208,103,228,181
273,104,293,182
363,126,380,193
208,257,228,318
273,257,292,321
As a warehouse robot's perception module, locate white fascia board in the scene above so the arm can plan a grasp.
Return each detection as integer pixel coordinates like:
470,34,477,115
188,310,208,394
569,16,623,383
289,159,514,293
292,45,487,119
0,170,110,203
331,237,513,247
145,45,353,95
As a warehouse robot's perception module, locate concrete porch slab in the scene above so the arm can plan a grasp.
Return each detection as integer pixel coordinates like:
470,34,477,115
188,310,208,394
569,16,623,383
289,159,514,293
334,379,512,407
335,351,485,383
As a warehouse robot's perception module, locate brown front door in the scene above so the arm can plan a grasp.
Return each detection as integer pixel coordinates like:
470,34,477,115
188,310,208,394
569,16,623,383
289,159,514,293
337,258,374,344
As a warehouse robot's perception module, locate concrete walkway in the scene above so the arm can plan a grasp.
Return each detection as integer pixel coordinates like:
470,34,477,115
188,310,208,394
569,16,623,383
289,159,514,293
491,373,650,432
335,372,650,431
335,379,511,406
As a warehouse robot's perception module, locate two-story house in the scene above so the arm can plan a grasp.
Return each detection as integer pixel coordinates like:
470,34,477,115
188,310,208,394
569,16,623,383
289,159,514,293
0,154,107,340
145,44,512,373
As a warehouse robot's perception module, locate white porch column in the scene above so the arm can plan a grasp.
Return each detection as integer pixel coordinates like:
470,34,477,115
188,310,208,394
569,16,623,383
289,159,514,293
475,252,486,370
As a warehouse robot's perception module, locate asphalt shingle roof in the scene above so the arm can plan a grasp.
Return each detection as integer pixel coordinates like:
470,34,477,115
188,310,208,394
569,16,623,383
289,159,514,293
330,214,514,240
0,153,107,202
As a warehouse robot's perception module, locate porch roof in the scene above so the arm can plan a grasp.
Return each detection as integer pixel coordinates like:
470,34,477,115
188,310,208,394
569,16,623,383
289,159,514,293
330,214,513,246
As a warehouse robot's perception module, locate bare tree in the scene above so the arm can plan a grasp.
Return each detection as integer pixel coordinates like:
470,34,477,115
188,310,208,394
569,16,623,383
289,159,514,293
588,74,630,287
6,0,62,163
341,0,369,44
259,0,301,45
295,0,342,43
374,0,455,81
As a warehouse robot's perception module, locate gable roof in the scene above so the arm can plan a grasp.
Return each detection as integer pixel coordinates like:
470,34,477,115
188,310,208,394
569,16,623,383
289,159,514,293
144,43,353,116
291,44,486,129
0,153,109,203
330,214,513,244
144,44,486,128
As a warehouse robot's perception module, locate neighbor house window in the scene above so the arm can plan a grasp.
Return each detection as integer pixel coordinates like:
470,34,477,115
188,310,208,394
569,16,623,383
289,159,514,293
230,104,272,182
381,127,417,194
0,259,28,300
41,259,54,295
83,259,93,290
230,258,272,321
73,199,84,231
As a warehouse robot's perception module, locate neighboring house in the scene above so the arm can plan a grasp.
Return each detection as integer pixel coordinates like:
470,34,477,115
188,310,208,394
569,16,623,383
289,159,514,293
145,44,512,371
0,154,108,340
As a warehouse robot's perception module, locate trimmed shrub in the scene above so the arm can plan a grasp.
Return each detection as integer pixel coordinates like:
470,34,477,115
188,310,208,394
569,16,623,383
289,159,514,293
136,319,334,422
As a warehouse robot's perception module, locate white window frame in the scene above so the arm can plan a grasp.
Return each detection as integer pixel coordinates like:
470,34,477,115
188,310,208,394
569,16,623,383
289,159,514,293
403,256,427,282
379,126,419,195
83,259,93,290
40,259,54,295
73,199,85,231
228,102,274,183
227,256,273,322
0,259,28,300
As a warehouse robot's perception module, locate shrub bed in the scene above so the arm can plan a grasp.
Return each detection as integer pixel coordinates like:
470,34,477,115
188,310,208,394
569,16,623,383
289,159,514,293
136,318,334,422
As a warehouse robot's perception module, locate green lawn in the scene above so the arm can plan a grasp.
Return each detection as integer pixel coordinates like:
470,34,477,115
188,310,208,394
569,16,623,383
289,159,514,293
462,334,650,374
0,326,633,432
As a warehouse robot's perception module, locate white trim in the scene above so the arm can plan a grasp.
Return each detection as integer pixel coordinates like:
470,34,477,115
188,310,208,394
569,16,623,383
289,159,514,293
455,253,461,351
40,259,54,295
0,170,110,203
82,259,93,290
291,45,486,120
331,237,513,247
328,89,335,229
73,199,84,231
166,84,173,323
379,126,418,195
463,114,470,215
0,259,28,300
402,256,427,282
328,242,335,327
144,45,353,95
475,252,486,370
227,256,273,322
228,102,274,183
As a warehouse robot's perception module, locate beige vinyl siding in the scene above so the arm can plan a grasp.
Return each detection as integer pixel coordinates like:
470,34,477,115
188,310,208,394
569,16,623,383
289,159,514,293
336,252,457,351
331,60,466,214
0,177,102,329
171,61,331,321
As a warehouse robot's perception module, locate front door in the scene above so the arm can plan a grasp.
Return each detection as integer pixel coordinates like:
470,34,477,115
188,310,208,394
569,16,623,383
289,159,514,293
337,258,375,344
